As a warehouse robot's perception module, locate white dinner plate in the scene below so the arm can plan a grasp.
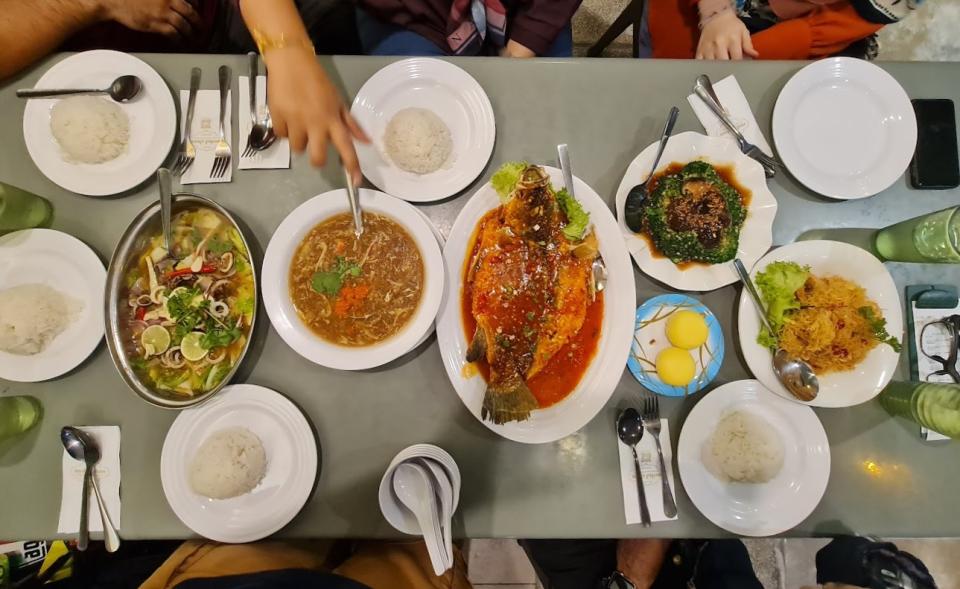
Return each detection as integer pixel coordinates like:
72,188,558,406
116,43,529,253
351,58,496,202
0,229,105,382
435,166,636,444
737,240,903,407
614,132,777,291
773,57,917,200
22,50,177,197
678,380,830,537
262,189,444,370
160,384,318,543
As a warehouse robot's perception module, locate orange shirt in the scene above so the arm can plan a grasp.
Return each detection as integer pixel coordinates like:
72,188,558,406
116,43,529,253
648,0,883,60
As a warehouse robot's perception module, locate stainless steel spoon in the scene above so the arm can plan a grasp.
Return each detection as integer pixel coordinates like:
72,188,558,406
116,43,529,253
345,168,363,239
158,168,173,252
17,75,142,102
733,258,819,402
617,408,652,527
624,107,680,233
243,53,276,156
558,143,607,297
60,427,121,553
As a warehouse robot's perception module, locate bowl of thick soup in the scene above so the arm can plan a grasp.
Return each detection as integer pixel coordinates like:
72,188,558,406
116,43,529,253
262,189,444,370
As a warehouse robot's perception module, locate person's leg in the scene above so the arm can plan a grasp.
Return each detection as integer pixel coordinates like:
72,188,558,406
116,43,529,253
692,540,763,589
539,24,574,57
521,540,616,589
334,540,471,589
354,8,446,56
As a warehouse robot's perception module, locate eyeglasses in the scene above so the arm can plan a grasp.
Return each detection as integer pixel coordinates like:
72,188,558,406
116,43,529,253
919,314,960,383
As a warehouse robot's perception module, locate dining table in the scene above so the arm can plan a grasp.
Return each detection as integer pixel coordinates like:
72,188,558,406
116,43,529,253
1,53,959,541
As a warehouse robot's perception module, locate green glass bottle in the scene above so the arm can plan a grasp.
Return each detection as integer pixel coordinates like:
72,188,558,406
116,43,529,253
0,396,42,439
0,182,53,233
878,381,960,438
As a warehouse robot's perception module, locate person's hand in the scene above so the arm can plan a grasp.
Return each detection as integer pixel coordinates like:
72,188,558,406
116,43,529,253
616,539,671,589
500,40,536,58
696,11,759,60
262,46,369,183
100,0,202,38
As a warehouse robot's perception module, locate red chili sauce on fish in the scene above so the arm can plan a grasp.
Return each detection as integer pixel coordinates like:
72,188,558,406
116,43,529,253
638,162,750,270
461,216,604,409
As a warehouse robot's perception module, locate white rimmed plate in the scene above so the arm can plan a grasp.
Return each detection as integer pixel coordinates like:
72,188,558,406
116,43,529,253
678,380,830,537
262,189,444,370
22,50,176,197
773,57,917,200
160,384,318,543
737,240,903,408
614,132,778,291
351,58,495,202
0,229,104,382
435,166,635,444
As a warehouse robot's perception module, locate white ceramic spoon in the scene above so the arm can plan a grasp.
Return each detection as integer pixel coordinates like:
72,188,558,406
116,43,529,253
393,462,448,574
418,457,454,565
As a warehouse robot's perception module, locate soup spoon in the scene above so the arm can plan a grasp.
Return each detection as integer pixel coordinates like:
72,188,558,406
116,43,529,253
345,167,363,239
733,258,819,402
17,75,143,102
61,426,121,552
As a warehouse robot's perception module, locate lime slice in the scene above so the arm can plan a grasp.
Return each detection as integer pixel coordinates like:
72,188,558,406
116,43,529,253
180,332,208,362
141,325,171,357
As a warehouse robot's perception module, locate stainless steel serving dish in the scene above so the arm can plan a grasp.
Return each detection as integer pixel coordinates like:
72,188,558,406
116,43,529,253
104,193,258,409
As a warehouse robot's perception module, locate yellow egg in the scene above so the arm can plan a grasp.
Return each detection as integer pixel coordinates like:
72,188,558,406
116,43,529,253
666,310,709,350
656,347,696,387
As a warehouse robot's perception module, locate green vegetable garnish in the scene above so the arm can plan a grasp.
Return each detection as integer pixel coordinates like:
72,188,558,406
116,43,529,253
491,161,528,202
311,256,362,296
556,188,590,241
200,326,242,350
167,287,210,340
858,306,903,353
754,261,810,349
207,237,234,256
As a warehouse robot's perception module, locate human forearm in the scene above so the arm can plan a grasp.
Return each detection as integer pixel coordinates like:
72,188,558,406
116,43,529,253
0,0,103,80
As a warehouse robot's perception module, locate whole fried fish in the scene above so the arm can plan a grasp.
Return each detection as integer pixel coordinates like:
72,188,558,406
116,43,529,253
465,165,596,424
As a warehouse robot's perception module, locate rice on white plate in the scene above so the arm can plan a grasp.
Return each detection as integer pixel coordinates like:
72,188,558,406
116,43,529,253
0,284,83,355
702,410,785,484
189,427,267,500
383,107,453,174
49,95,130,164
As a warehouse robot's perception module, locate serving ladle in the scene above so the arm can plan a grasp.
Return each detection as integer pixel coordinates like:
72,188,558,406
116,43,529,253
733,258,819,402
17,75,143,102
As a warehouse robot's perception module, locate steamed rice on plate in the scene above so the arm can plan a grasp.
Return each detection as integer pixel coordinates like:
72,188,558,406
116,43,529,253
384,107,453,174
702,410,784,484
50,95,130,164
189,427,267,500
0,284,83,355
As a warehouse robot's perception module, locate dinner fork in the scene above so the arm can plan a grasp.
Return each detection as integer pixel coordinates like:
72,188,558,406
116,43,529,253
693,74,780,178
172,67,200,176
210,65,232,178
641,394,678,518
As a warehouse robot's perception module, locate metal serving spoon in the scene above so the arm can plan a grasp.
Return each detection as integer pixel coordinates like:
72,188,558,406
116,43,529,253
345,167,363,239
624,107,680,233
158,168,173,252
558,143,607,297
60,427,121,553
17,75,142,102
733,258,819,402
617,408,652,527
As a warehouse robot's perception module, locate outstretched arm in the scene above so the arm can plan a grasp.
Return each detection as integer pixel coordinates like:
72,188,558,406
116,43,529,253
0,0,201,81
238,0,368,182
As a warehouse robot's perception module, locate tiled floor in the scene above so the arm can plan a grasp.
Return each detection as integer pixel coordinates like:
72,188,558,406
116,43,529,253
467,537,960,588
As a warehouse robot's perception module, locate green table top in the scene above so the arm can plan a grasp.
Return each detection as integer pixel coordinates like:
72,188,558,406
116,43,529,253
1,54,959,541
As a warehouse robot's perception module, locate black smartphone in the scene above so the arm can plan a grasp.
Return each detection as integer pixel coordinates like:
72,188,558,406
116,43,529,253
911,99,960,190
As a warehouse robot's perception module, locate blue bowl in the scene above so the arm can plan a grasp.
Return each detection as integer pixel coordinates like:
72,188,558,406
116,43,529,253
626,293,724,397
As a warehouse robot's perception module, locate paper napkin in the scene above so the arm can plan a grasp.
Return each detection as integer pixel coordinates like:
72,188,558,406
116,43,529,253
179,90,233,184
687,75,773,157
618,418,679,524
58,426,121,533
238,76,290,170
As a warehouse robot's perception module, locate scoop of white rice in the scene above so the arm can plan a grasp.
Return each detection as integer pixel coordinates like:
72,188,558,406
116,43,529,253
50,95,129,164
383,107,452,175
0,284,83,355
702,410,784,484
189,427,267,500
